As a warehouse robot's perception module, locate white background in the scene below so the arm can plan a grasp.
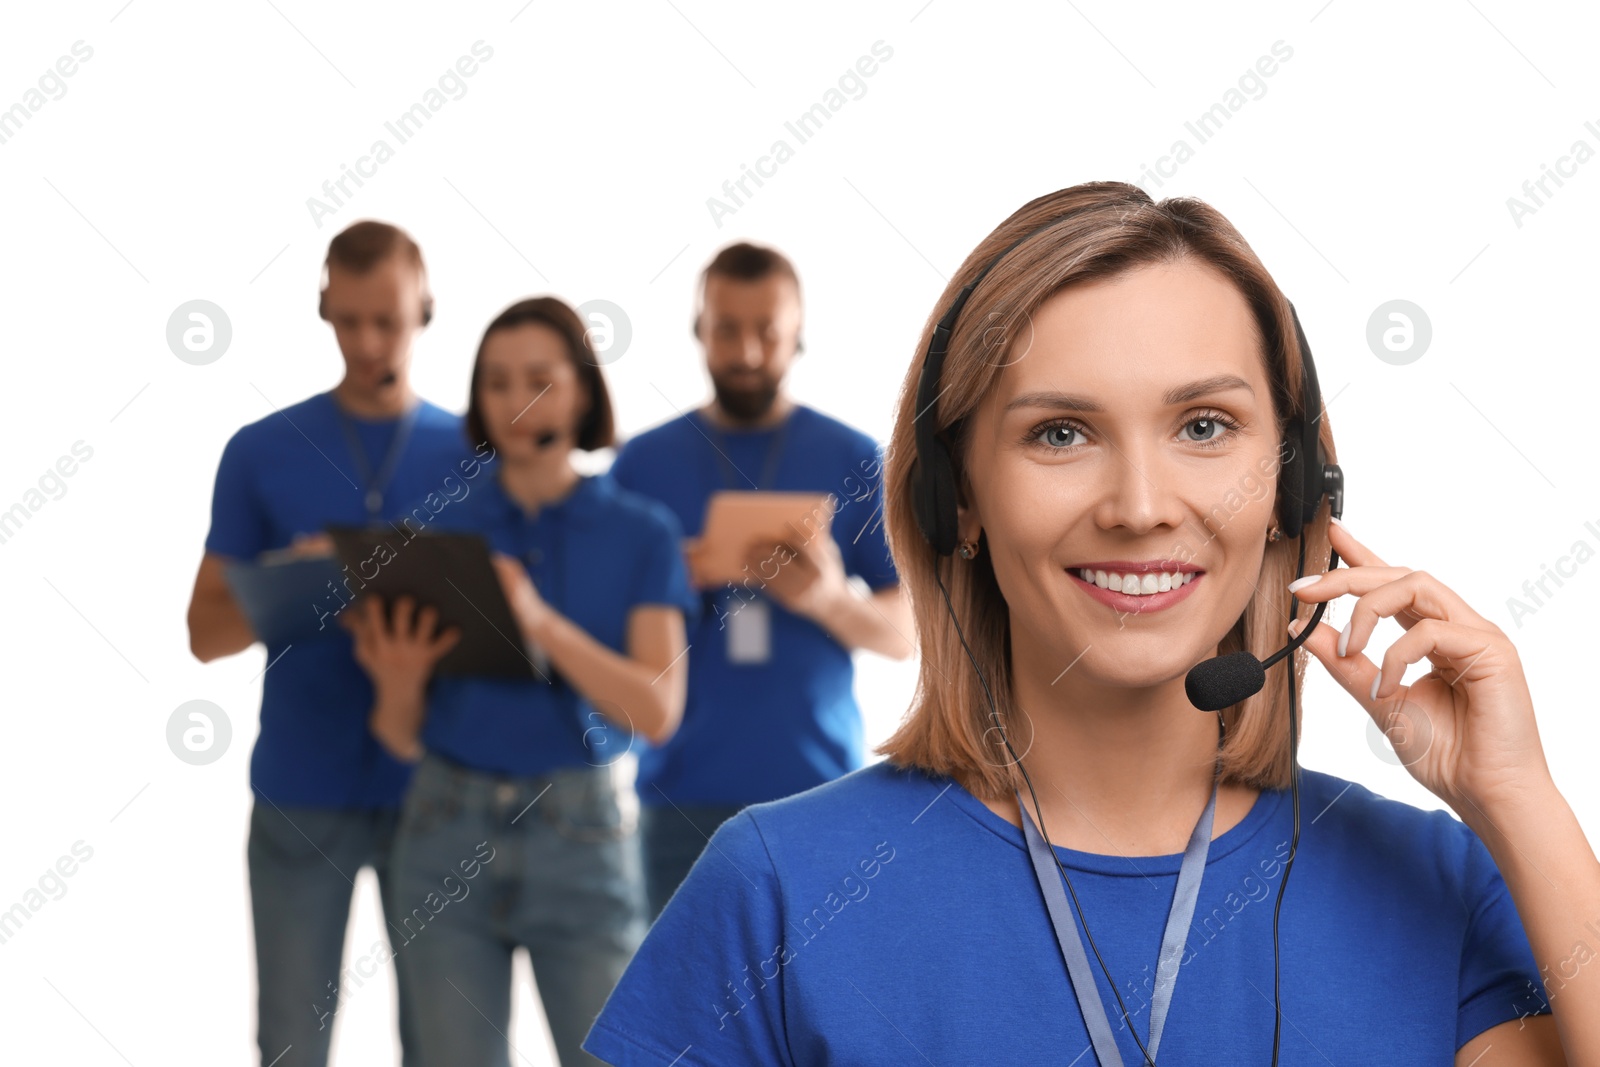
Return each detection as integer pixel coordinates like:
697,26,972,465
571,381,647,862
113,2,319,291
1,1,1597,1064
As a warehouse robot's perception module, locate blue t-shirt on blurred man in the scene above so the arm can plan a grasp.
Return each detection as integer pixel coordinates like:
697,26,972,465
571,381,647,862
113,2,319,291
608,404,900,809
204,391,469,808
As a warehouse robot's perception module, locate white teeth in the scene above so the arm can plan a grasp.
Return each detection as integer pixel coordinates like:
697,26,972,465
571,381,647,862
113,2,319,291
1078,568,1193,595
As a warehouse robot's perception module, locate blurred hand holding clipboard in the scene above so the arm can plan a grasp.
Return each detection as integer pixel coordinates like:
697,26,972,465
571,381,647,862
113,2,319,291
327,525,547,681
222,552,346,646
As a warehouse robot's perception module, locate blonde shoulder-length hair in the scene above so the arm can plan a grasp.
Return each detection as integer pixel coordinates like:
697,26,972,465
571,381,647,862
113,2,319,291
877,180,1337,800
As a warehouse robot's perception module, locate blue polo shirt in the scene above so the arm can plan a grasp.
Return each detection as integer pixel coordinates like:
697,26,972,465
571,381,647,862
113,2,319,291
203,390,473,808
608,405,899,808
418,468,698,779
584,761,1552,1065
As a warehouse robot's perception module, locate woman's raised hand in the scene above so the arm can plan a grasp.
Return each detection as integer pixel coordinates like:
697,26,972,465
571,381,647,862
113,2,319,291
1288,518,1552,821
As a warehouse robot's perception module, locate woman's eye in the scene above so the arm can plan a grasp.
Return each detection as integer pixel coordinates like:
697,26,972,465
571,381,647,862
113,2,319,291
1029,412,1238,452
1041,424,1079,449
1180,413,1239,447
1025,420,1088,451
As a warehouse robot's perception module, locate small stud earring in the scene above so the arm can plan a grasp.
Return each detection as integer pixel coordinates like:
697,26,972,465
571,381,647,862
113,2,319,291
1267,525,1283,543
958,539,979,560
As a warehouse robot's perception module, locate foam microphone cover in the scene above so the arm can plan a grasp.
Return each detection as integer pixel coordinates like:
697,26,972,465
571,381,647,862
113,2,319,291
1185,651,1265,712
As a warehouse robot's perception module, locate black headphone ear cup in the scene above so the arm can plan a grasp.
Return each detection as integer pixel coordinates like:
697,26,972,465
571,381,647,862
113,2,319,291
913,441,960,557
1279,299,1332,542
1300,396,1326,536
1277,416,1307,542
1279,415,1329,543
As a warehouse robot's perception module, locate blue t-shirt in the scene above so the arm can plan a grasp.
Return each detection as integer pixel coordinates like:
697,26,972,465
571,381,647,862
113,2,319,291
419,468,698,778
608,405,899,807
203,390,473,808
584,761,1552,1065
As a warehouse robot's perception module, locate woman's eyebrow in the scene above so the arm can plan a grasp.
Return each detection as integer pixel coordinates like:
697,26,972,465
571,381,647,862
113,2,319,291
1003,374,1256,414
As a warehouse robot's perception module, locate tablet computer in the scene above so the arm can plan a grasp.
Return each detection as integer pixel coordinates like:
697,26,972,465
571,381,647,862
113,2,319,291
696,491,835,585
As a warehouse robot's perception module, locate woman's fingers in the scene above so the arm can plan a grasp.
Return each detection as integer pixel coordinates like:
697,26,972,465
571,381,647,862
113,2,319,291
341,596,382,640
1373,617,1503,701
389,595,417,638
1287,616,1436,762
428,626,463,658
1300,570,1497,662
491,553,527,587
341,595,458,670
1325,517,1387,568
412,602,437,637
1290,617,1380,708
413,605,461,657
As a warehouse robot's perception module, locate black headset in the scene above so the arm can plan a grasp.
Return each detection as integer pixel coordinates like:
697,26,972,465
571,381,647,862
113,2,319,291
318,260,435,327
908,204,1344,1066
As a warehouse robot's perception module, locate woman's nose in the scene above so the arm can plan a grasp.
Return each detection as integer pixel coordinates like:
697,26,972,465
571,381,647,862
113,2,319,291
1094,443,1188,534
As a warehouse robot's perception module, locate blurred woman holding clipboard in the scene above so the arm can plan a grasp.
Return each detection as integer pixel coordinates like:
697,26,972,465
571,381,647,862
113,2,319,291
339,296,697,1067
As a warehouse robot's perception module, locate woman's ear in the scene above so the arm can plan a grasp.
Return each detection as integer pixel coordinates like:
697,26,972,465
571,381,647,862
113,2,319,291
955,476,981,544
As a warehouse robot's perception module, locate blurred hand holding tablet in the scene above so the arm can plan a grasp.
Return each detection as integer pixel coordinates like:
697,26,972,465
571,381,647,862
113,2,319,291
694,491,835,585
326,525,546,680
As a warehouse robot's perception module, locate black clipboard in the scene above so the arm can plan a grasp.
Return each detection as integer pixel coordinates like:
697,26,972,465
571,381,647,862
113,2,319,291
326,525,547,681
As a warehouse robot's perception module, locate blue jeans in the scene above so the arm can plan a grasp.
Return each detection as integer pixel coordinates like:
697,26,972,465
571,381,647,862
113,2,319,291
390,753,647,1066
247,799,416,1067
639,801,745,921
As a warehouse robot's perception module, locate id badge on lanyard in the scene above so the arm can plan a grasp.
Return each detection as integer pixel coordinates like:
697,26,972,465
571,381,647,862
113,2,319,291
726,595,771,664
705,410,790,668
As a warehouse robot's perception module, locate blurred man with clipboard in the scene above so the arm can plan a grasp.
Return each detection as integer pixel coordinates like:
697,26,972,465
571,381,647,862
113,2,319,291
185,221,470,1067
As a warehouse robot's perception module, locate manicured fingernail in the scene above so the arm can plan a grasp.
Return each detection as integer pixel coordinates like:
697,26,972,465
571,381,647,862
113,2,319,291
1330,516,1347,530
1369,671,1381,701
1337,622,1350,658
1287,618,1304,638
1288,575,1321,593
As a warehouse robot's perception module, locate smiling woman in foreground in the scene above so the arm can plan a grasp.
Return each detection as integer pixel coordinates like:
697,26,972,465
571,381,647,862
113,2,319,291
581,181,1596,1065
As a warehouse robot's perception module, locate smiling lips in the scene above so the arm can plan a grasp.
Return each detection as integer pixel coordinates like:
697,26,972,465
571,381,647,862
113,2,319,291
1067,560,1205,612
